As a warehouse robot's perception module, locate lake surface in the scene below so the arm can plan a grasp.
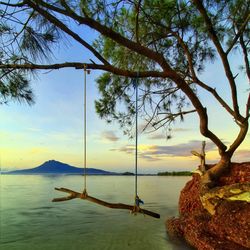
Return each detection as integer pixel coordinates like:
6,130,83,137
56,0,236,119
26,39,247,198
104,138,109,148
0,175,192,250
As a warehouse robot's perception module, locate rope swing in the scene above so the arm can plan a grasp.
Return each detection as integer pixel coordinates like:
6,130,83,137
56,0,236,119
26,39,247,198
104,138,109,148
133,76,144,210
82,64,89,197
52,69,160,219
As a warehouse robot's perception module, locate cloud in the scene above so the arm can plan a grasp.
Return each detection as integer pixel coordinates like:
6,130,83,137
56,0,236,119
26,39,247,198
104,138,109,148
111,144,163,161
162,140,216,156
111,140,217,162
234,149,250,159
147,128,191,140
140,154,161,162
172,128,191,132
148,133,166,140
110,144,134,153
101,130,120,142
232,148,250,163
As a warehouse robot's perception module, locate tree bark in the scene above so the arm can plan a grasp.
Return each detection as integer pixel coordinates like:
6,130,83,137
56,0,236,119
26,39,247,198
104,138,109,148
201,154,231,188
199,120,248,191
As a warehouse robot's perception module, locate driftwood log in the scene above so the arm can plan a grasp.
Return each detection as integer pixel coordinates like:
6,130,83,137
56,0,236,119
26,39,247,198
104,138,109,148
52,187,160,219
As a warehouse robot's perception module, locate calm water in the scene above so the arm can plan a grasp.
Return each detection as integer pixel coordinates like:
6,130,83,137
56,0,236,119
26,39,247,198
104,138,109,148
0,175,192,250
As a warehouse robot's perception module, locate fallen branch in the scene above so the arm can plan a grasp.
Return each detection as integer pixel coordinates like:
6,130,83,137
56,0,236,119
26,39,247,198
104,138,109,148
52,187,160,219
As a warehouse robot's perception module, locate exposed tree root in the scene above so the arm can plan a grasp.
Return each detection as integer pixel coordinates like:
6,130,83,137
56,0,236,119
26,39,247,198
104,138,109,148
200,182,250,215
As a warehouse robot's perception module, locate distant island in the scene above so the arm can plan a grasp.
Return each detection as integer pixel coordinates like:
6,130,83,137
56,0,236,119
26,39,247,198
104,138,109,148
4,160,192,176
5,160,117,175
157,171,192,176
122,172,135,176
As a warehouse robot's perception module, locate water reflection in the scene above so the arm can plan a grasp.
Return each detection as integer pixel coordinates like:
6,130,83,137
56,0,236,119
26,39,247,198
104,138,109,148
1,175,192,250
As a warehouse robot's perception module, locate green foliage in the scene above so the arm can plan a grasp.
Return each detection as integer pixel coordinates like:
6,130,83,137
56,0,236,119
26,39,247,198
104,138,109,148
0,70,34,105
91,1,199,132
157,171,192,176
0,4,62,104
21,26,56,61
0,0,249,138
91,0,249,136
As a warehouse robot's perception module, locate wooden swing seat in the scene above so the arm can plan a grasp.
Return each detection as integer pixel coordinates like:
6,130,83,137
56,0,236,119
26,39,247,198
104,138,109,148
52,187,160,219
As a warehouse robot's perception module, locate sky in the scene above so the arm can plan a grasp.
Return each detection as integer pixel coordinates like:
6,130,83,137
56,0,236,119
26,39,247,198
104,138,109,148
0,26,249,174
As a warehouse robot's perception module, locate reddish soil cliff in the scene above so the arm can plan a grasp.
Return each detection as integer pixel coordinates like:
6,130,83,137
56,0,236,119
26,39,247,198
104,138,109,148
166,162,250,250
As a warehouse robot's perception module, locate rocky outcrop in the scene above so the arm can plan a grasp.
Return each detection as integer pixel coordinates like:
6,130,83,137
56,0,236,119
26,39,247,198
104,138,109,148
166,162,250,250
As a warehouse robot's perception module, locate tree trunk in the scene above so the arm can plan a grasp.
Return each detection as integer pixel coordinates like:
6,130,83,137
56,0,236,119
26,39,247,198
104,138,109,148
201,154,231,190
200,116,249,190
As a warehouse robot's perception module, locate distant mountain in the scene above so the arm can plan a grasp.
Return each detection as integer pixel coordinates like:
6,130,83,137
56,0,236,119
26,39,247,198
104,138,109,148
6,160,116,175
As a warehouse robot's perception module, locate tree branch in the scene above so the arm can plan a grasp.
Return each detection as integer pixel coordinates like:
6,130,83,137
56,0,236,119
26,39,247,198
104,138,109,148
27,0,172,72
52,187,160,219
228,120,249,155
195,79,236,118
151,109,196,131
172,75,227,153
226,12,250,55
168,31,236,119
24,0,110,65
246,93,250,118
129,10,229,153
135,0,142,44
142,95,171,133
6,10,35,47
134,11,236,123
170,31,197,81
239,35,250,82
0,1,25,7
192,0,242,121
0,62,166,78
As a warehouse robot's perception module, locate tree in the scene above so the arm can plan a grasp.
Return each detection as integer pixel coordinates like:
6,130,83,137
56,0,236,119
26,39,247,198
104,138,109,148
0,0,249,190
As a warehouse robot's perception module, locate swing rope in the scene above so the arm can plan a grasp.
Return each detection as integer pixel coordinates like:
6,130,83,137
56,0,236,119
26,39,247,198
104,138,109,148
52,69,160,219
133,74,144,209
135,76,138,199
83,65,87,195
